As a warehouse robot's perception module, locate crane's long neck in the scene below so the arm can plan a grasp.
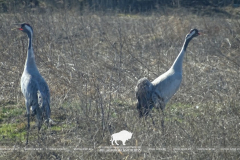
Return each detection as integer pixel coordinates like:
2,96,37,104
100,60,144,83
24,32,37,71
171,37,192,72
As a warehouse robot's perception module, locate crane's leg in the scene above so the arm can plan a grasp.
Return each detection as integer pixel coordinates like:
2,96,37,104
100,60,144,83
43,99,51,128
35,106,43,143
161,110,165,134
26,113,30,145
46,104,51,128
35,107,43,132
25,100,30,145
156,99,165,134
156,103,165,134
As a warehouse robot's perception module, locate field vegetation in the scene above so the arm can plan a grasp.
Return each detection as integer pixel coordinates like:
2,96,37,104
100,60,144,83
0,3,240,159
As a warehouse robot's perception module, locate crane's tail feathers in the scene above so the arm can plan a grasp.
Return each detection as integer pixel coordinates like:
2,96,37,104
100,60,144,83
135,77,154,117
37,90,51,122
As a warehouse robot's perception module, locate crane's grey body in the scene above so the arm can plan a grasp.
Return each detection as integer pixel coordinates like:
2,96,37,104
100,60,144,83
16,23,51,144
21,61,51,119
152,67,182,108
136,29,200,122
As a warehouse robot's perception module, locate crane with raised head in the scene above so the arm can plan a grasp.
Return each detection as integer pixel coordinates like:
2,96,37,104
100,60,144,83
135,29,200,130
14,23,52,144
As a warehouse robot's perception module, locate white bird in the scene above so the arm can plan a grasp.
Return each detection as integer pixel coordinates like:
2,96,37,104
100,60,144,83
135,29,200,129
15,23,52,144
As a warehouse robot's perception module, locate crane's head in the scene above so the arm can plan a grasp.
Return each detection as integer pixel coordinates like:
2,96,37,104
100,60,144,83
186,29,200,40
13,23,33,37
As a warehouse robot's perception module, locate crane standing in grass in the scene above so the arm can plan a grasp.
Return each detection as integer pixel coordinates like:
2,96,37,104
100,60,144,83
15,23,52,144
136,29,200,130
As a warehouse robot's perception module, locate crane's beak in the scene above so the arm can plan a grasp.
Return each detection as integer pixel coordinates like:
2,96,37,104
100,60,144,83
11,23,23,31
11,28,23,31
198,30,204,35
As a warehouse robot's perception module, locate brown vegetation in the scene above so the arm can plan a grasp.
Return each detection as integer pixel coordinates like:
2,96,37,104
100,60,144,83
0,7,240,159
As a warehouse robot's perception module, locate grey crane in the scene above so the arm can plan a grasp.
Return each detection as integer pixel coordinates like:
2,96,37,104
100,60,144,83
15,23,52,144
135,29,200,129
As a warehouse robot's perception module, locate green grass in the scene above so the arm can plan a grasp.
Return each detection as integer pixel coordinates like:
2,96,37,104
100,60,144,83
1,107,24,119
0,102,75,142
0,103,24,119
0,123,26,141
51,124,74,131
51,125,63,131
0,103,27,142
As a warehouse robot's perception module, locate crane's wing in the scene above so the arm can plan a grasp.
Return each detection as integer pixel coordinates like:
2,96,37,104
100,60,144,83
135,77,154,117
37,76,54,124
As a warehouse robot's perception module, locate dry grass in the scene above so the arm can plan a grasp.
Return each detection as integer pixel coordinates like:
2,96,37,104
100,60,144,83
0,8,240,159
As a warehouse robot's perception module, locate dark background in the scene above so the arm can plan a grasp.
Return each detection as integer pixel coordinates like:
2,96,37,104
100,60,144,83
2,0,240,12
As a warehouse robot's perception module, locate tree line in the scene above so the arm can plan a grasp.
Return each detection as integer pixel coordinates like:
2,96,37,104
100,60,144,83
1,0,240,12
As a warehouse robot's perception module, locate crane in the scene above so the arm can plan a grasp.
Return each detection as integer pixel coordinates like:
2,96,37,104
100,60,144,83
135,29,200,130
14,23,52,144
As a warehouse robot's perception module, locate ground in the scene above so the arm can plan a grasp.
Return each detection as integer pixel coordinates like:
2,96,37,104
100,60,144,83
0,7,240,159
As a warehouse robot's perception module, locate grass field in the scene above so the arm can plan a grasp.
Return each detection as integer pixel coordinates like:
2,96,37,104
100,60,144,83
0,7,240,159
